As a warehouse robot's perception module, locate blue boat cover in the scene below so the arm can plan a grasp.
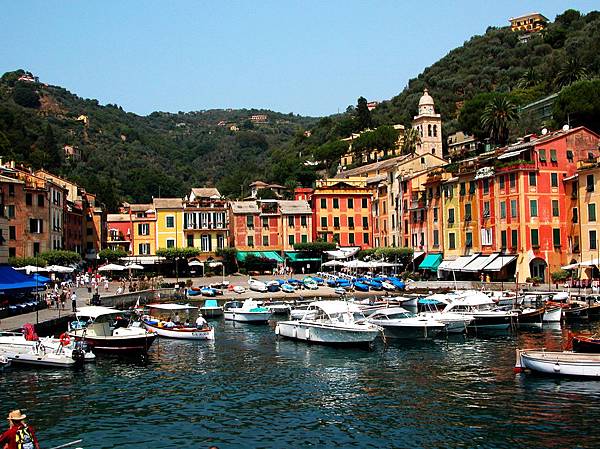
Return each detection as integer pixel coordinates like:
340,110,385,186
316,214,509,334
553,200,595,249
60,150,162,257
0,265,40,291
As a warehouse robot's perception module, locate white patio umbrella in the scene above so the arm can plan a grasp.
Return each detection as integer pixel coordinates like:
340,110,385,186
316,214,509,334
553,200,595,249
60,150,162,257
45,265,75,273
188,260,203,266
322,260,343,267
98,263,127,272
343,259,372,269
15,265,49,274
125,263,144,270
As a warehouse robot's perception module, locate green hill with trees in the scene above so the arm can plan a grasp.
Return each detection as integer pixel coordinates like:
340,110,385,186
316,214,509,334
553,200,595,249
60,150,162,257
0,8,598,210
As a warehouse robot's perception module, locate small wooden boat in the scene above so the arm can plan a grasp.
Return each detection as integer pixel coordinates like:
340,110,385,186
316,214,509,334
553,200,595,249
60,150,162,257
516,307,544,326
200,287,217,297
303,277,318,290
248,279,268,293
187,289,202,297
231,285,246,294
572,335,600,353
200,299,223,318
334,287,346,295
267,281,281,293
69,306,156,355
353,282,369,292
515,349,600,377
564,303,589,322
381,281,396,292
143,303,215,340
281,284,295,294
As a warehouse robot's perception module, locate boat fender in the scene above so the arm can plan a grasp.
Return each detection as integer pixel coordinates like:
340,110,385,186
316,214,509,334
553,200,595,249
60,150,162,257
275,324,280,336
305,327,310,341
292,326,297,339
513,349,523,373
553,363,561,373
59,333,71,346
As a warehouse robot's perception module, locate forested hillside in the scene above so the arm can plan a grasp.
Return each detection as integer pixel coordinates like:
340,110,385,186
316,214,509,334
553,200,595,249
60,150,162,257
297,8,600,169
0,8,598,210
0,72,318,210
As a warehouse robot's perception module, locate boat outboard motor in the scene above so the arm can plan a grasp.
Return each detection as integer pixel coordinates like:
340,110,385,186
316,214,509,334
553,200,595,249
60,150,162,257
72,347,85,366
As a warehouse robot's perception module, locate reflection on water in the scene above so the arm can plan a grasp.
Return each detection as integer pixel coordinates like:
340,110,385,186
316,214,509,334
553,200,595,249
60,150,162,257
2,321,600,448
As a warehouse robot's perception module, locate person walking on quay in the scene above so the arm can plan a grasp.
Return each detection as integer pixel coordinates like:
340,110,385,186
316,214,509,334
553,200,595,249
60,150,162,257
71,290,78,312
0,410,41,449
103,277,109,291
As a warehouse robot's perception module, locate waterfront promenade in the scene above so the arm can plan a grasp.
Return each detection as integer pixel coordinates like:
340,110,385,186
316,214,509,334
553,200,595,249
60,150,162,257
0,273,575,333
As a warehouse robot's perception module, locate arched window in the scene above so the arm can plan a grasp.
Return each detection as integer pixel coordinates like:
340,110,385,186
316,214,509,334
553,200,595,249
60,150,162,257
433,125,437,137
431,148,436,154
428,124,432,137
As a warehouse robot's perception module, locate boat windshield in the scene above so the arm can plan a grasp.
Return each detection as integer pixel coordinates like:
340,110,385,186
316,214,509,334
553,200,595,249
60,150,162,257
384,312,415,319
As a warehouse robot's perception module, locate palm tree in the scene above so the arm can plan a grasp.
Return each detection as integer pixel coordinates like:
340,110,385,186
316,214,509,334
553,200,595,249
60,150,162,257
402,127,422,154
480,97,519,146
556,57,589,88
517,67,539,89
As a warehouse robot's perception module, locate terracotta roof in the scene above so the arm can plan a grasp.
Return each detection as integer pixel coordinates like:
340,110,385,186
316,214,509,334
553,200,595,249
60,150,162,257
231,201,259,214
190,188,221,199
278,200,312,215
153,198,183,209
337,154,411,178
107,214,130,222
249,181,269,187
129,203,154,212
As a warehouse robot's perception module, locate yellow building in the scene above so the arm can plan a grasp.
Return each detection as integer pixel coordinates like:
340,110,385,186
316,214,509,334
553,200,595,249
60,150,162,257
578,162,600,279
509,13,548,33
442,177,462,259
153,198,184,251
130,204,157,256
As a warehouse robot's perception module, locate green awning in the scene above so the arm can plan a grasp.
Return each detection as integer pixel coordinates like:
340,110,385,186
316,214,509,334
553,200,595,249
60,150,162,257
236,251,284,263
418,253,443,272
285,252,322,263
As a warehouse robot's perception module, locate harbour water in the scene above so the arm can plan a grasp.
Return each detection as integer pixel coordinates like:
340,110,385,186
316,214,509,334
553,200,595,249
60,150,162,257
3,319,600,448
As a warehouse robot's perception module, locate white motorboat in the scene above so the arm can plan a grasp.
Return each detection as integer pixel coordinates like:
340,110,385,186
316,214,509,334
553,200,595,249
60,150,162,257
248,279,268,293
142,303,215,340
0,331,95,363
224,299,272,323
515,349,600,377
232,285,246,294
275,301,381,346
419,311,472,333
264,302,291,315
0,340,83,368
68,306,157,355
367,307,446,340
289,305,317,320
200,299,224,318
440,291,516,330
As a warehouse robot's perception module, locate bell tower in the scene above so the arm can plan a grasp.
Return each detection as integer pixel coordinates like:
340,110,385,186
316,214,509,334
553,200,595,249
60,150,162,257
412,89,442,157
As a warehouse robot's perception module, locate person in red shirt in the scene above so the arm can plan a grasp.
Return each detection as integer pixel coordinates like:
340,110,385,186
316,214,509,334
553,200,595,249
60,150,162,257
0,410,40,449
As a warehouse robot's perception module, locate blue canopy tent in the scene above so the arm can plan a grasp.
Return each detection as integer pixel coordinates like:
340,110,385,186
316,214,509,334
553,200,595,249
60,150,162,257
31,273,51,284
0,265,40,291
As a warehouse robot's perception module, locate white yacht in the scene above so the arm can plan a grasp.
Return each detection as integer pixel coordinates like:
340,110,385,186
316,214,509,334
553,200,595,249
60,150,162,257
441,292,516,330
275,301,381,346
224,299,272,323
366,307,446,340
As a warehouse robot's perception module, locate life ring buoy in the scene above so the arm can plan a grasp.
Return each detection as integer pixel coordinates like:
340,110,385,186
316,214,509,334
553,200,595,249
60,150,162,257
59,333,71,346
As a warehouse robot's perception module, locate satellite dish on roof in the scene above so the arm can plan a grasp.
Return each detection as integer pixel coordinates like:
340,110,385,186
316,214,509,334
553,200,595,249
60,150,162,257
541,128,548,135
562,124,570,131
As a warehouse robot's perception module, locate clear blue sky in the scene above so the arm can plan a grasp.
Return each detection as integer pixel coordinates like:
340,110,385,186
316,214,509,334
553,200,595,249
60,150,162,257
1,1,596,117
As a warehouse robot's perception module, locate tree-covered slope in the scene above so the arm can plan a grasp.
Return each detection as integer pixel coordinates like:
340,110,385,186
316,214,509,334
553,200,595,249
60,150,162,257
0,71,318,209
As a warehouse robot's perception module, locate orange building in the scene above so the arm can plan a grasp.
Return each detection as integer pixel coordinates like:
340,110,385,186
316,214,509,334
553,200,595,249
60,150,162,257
312,179,373,249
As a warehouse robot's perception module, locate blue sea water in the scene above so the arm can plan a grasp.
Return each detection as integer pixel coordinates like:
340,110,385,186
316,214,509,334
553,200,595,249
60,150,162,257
2,320,600,448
